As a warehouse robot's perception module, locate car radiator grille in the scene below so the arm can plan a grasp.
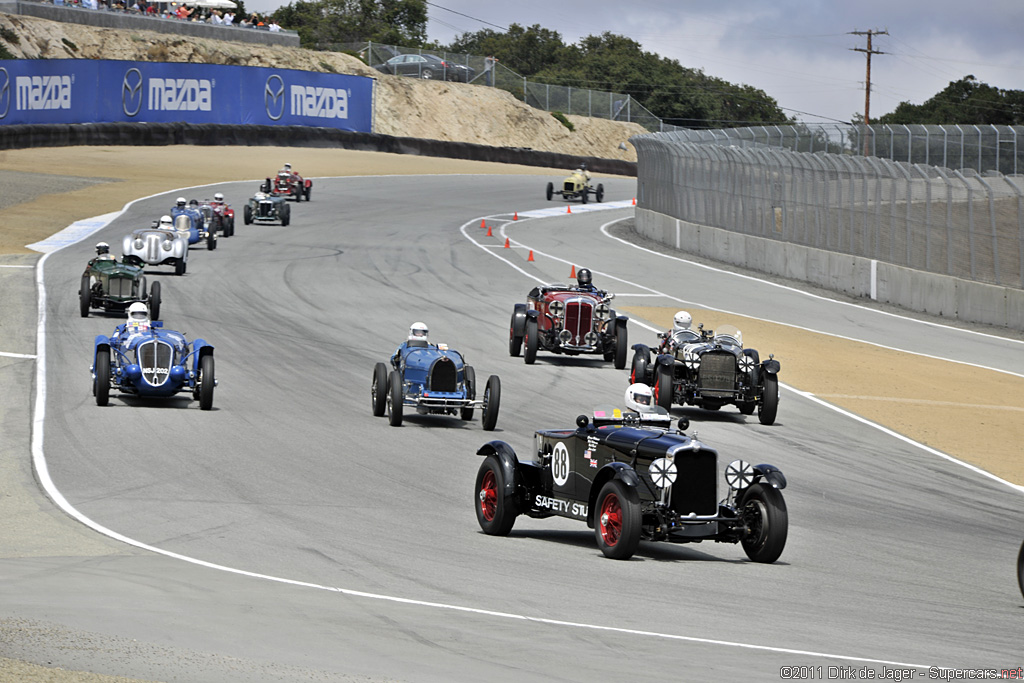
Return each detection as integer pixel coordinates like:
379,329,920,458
563,181,575,193
258,201,274,217
428,357,458,393
564,301,593,345
106,276,134,298
145,234,163,263
136,340,173,387
698,352,737,397
669,450,718,516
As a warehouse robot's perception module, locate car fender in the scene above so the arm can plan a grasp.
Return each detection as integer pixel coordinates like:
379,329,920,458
631,342,651,358
525,309,539,322
753,463,786,490
191,341,213,372
587,462,640,528
511,303,528,338
655,353,675,368
93,336,111,367
476,440,520,498
762,358,781,375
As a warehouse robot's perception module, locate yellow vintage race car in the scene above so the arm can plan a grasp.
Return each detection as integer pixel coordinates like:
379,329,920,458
546,169,605,204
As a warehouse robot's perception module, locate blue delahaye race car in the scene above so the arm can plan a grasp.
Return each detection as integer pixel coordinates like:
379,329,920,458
92,311,216,410
372,339,500,430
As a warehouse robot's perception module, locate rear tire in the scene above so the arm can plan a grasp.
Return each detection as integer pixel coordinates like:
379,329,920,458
594,479,640,560
280,205,291,227
243,205,252,225
1017,540,1024,599
546,182,553,201
371,362,388,416
524,317,538,365
148,281,161,321
759,374,779,425
481,375,500,431
460,365,476,421
580,188,588,204
304,186,311,201
387,370,403,426
475,456,518,535
94,348,110,406
740,483,788,563
596,183,605,202
630,349,650,386
175,259,185,276
613,319,628,370
79,274,92,317
654,363,673,412
509,311,523,357
198,354,215,411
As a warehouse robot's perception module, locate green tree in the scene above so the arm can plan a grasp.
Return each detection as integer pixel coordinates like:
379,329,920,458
878,75,1023,125
272,0,427,49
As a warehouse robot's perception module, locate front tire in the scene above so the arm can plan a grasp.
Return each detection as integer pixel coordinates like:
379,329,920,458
759,373,779,426
148,281,161,321
243,205,253,225
596,183,605,202
79,274,91,317
207,229,217,250
630,349,650,386
580,187,588,204
460,365,476,421
94,348,110,406
523,317,538,365
613,319,628,370
545,182,553,201
654,363,673,412
175,259,185,276
387,370,403,426
740,483,788,563
198,354,215,410
280,204,291,227
475,456,518,535
1017,540,1024,599
594,479,641,560
481,375,500,431
421,68,434,79
509,311,523,357
371,362,388,416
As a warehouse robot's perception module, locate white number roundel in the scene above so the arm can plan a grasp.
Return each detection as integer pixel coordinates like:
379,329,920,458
551,443,570,486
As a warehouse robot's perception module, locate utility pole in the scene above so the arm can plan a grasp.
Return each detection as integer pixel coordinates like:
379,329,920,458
850,29,888,156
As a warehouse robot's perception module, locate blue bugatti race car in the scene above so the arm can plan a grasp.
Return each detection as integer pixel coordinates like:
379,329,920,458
372,323,500,430
92,303,216,410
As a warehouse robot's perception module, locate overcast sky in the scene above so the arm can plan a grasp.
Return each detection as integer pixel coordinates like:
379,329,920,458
251,0,1024,126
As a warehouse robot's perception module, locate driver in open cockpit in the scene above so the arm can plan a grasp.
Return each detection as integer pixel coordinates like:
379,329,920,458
624,382,656,414
391,321,432,367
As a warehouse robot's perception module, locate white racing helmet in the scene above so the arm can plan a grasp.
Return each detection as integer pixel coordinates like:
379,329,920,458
284,163,292,172
95,241,110,255
625,383,655,413
673,310,692,332
175,197,187,208
213,192,224,202
158,215,174,228
408,321,428,342
127,301,150,322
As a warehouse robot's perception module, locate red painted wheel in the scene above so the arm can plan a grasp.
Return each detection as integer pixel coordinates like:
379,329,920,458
594,479,640,559
474,456,518,535
479,470,498,522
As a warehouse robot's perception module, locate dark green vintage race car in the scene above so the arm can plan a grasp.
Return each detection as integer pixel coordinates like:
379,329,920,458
79,243,162,320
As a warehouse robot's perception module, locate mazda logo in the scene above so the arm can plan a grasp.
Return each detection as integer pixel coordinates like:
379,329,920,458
122,68,143,117
0,68,10,120
265,74,285,121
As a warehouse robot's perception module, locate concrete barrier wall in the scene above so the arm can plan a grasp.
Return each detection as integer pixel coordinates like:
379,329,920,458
2,1,300,46
636,207,1024,331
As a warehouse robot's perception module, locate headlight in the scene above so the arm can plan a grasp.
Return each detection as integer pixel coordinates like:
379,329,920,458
685,357,700,370
549,300,564,316
161,240,173,251
584,331,598,346
739,356,755,372
725,459,755,490
595,303,610,319
559,329,572,343
649,458,677,489
134,238,144,250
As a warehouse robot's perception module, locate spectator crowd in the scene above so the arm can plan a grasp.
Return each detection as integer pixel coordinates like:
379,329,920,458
47,0,283,30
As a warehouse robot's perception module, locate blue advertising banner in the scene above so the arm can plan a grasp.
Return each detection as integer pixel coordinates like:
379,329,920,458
0,59,373,132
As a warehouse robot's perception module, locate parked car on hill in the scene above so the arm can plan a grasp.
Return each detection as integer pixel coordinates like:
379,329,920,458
372,53,475,83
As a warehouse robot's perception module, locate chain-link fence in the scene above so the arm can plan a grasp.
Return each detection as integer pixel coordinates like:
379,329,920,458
350,42,666,131
632,131,1024,289
667,124,1024,176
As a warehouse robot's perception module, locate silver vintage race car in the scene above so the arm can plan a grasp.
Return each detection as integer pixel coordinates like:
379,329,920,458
122,220,189,276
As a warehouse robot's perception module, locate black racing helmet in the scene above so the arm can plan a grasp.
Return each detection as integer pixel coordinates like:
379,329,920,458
577,267,592,287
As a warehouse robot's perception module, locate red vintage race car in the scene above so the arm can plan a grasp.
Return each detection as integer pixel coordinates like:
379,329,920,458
263,170,312,202
200,197,236,237
508,281,628,368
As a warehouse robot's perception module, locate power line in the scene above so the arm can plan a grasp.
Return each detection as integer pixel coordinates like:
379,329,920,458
424,2,507,33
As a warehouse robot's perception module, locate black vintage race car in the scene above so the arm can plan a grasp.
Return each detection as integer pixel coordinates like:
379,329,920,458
474,406,788,562
79,253,161,320
631,324,780,425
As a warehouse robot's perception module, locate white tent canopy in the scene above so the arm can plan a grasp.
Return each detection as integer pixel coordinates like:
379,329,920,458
184,0,237,7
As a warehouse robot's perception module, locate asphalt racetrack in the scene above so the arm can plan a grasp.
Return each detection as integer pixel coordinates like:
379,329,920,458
2,173,1023,681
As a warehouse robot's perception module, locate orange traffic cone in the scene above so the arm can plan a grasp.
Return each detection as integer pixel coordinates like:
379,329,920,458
527,250,534,262
513,211,518,221
569,265,576,278
486,225,493,236
632,197,636,205
504,238,510,248
480,219,487,228
567,205,572,214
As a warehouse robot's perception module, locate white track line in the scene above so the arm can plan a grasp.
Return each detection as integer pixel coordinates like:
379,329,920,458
21,186,972,672
1,351,36,359
467,212,1024,496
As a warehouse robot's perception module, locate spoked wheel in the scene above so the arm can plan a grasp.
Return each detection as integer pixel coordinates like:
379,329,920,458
371,362,388,416
79,274,92,317
481,375,500,431
198,354,215,410
460,365,476,421
524,317,538,365
94,348,110,406
740,483,788,563
475,456,518,535
148,281,162,321
387,370,403,426
630,350,650,386
759,374,779,425
594,479,641,560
